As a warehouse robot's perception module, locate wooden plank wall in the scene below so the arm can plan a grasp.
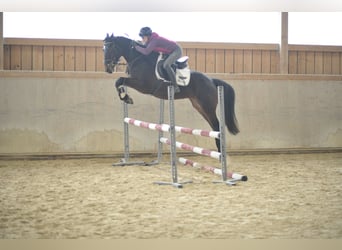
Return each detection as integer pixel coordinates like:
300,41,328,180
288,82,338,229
3,38,342,75
288,45,342,74
4,39,105,72
182,43,281,74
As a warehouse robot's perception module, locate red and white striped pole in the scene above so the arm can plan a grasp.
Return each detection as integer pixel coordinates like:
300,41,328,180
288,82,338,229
124,117,220,139
179,157,248,181
159,137,221,160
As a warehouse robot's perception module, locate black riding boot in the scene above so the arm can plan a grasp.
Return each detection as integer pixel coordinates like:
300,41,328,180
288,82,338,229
172,82,180,93
165,69,180,93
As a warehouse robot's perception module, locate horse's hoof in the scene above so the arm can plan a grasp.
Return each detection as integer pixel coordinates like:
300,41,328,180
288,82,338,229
124,95,134,104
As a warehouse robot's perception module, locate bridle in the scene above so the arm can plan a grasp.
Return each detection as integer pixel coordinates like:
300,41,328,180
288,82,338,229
104,36,145,73
103,40,121,67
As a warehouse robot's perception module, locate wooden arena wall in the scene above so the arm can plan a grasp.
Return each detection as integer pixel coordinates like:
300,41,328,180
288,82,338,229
3,38,342,75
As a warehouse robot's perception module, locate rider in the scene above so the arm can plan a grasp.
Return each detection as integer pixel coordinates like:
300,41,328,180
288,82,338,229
134,27,182,93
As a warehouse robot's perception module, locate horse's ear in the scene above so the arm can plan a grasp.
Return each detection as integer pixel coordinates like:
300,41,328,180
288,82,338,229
106,33,109,38
111,33,114,38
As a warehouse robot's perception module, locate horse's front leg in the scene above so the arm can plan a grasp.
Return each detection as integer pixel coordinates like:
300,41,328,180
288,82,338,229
115,77,134,104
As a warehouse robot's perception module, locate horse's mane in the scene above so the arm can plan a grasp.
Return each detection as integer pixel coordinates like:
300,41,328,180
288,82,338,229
114,36,159,64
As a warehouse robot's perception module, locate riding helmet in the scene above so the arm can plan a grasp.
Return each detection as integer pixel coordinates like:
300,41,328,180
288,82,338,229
139,27,152,37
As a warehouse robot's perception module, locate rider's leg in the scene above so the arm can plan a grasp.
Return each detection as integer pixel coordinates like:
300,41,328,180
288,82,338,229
163,45,182,93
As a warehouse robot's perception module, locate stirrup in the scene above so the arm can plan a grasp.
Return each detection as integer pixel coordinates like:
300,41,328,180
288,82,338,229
173,84,180,93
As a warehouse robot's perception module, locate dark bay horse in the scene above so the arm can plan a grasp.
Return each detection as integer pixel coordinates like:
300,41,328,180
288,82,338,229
103,34,239,151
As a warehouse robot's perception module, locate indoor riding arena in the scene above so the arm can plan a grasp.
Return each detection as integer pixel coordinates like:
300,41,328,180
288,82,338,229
0,13,341,239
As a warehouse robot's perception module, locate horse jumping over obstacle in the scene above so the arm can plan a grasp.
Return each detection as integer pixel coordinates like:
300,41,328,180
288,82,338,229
103,34,239,152
119,84,247,186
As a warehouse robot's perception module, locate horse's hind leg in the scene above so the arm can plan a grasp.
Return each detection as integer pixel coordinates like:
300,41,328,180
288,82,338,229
189,98,221,152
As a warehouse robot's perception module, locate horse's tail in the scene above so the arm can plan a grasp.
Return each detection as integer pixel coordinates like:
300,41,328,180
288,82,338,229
212,78,240,135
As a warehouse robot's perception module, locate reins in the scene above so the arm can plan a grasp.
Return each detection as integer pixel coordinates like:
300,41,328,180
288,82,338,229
126,42,144,74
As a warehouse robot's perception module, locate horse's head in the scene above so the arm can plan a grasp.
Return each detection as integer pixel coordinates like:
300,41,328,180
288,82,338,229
103,33,123,74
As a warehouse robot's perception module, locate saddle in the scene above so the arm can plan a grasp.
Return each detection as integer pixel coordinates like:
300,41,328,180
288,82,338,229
155,53,191,86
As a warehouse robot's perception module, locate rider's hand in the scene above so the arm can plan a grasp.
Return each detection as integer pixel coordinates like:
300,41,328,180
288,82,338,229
131,40,139,48
132,40,145,49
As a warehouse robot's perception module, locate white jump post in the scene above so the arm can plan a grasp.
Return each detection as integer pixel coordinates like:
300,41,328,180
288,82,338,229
123,92,129,161
154,85,192,188
214,83,246,185
215,84,230,185
157,99,164,163
113,87,163,167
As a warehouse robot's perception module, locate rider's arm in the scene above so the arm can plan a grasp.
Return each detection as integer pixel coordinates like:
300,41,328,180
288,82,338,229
134,38,157,55
133,40,146,48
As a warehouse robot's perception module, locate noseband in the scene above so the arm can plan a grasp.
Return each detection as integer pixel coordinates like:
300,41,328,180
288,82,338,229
104,41,121,66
